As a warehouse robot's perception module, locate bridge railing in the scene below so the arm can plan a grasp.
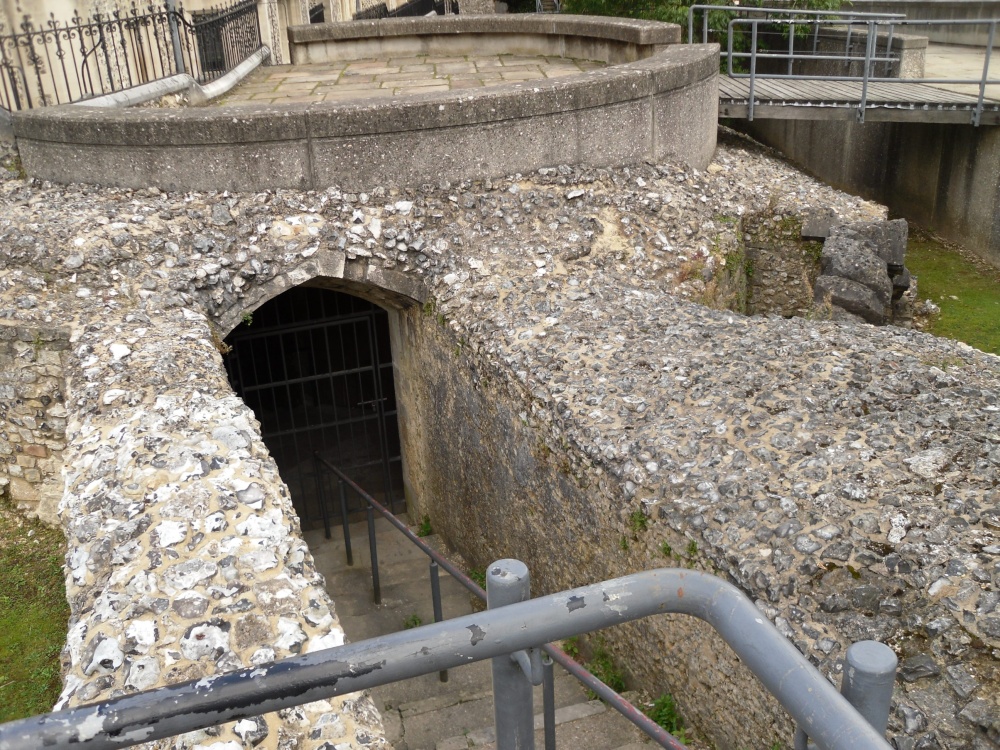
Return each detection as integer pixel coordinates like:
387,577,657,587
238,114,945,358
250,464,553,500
731,16,1000,123
689,6,1000,124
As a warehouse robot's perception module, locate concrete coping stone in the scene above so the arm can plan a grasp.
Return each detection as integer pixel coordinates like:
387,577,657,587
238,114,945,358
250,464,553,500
287,14,681,46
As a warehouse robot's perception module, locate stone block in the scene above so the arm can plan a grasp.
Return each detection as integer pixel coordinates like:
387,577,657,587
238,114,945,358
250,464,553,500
24,443,49,458
820,237,893,305
801,207,838,239
8,476,39,506
814,274,887,324
828,218,908,272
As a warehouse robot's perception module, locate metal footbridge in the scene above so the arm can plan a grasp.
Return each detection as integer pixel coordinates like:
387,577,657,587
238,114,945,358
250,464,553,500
691,5,1000,125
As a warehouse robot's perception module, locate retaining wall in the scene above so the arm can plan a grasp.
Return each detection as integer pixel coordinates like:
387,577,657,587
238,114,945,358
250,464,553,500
11,16,718,192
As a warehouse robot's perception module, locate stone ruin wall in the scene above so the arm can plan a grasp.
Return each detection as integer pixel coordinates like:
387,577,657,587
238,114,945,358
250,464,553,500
0,321,69,524
1,143,998,750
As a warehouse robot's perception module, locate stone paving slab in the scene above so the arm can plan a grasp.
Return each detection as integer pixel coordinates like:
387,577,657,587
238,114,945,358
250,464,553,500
923,43,1000,101
216,54,606,106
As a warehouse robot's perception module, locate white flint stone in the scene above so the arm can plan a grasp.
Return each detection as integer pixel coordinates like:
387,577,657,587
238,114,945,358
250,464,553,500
274,618,307,652
904,448,950,478
154,520,188,547
125,620,157,654
125,657,160,691
109,343,131,360
180,624,230,660
85,637,124,676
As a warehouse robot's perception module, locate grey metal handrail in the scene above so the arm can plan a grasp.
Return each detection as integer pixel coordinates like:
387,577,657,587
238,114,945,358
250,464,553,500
710,10,1000,124
687,4,904,45
0,565,896,750
313,455,686,748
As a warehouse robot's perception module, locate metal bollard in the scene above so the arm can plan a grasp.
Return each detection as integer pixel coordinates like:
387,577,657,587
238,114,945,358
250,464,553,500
487,559,535,750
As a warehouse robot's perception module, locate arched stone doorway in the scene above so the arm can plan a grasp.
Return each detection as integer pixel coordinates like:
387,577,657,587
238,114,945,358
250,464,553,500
223,284,405,529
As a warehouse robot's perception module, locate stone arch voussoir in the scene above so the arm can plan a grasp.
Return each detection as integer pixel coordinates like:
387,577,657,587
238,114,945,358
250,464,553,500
213,252,430,337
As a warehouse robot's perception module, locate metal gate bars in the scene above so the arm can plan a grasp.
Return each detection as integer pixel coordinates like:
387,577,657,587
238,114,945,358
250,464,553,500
224,287,404,525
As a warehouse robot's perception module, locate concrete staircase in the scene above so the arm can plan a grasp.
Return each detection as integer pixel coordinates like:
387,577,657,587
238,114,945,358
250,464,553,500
303,516,653,750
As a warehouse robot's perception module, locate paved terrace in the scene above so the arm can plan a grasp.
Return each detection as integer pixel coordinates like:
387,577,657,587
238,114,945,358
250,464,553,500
218,43,997,108
218,54,607,104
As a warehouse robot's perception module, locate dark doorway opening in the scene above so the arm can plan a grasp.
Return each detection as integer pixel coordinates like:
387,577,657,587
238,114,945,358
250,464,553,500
224,286,405,527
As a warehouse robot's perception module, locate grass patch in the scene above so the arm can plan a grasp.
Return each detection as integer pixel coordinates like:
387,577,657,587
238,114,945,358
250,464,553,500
416,515,433,537
403,613,423,629
0,496,69,722
646,693,687,743
907,231,1000,355
561,634,626,698
468,567,487,590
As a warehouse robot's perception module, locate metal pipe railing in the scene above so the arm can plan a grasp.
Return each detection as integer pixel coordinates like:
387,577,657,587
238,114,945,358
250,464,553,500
713,11,1000,126
314,455,687,746
687,4,904,45
0,565,896,750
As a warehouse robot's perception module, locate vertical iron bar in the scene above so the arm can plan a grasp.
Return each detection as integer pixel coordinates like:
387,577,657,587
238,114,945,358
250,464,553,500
858,20,875,122
885,21,895,77
314,454,331,540
749,21,758,121
430,561,448,683
542,653,556,750
975,21,995,126
367,504,381,605
488,559,535,750
787,20,794,76
339,478,353,566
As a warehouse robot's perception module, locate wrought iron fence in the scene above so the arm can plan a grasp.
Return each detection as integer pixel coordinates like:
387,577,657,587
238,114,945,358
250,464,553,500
0,0,261,112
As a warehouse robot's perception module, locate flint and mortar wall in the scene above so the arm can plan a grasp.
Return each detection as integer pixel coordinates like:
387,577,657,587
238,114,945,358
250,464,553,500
0,322,69,524
393,307,795,749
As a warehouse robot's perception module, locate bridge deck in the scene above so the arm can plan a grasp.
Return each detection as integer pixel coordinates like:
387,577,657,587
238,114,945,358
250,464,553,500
719,77,1000,124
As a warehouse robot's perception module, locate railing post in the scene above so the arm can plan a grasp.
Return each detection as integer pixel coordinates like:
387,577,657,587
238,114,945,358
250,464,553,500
840,641,897,736
975,20,995,126
367,504,381,605
542,653,556,750
339,478,353,566
487,559,535,750
314,455,331,540
430,560,448,683
749,21,758,121
165,0,186,74
795,639,897,749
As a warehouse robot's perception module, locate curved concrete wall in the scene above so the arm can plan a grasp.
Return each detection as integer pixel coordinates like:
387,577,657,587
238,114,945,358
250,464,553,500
12,16,719,192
